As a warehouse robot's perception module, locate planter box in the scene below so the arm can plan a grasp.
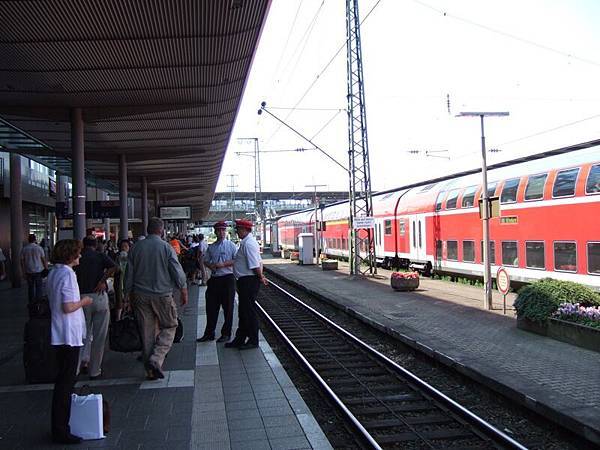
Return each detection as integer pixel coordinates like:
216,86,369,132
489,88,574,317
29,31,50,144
391,277,419,291
290,252,299,261
516,317,548,336
548,318,600,353
322,260,338,271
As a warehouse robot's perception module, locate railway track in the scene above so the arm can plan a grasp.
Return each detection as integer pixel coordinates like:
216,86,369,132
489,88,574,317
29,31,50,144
257,279,528,450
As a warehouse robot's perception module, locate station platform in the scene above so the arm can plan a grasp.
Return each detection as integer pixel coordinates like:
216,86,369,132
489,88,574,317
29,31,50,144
0,279,331,450
263,257,600,446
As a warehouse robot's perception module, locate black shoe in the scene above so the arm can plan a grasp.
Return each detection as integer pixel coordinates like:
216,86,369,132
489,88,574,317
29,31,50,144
224,340,244,348
144,361,165,380
52,433,83,444
216,335,230,343
196,335,215,342
239,342,259,350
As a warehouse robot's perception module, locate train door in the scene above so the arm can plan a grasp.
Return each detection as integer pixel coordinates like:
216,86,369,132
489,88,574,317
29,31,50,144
374,220,385,256
410,214,427,262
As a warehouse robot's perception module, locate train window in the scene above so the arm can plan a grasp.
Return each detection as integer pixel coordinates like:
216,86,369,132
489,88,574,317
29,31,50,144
435,191,445,211
554,242,577,272
487,182,498,198
445,189,461,209
525,241,545,269
337,238,341,249
552,168,579,198
588,242,600,274
399,220,406,236
461,186,477,208
501,241,519,266
585,164,600,195
384,220,392,235
480,240,496,265
524,174,547,201
420,183,436,192
412,221,416,248
418,221,422,248
500,179,520,204
463,241,475,262
447,241,458,260
436,240,442,259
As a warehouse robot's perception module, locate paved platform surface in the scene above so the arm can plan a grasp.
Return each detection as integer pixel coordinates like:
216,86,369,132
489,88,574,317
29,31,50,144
0,277,331,450
263,257,600,445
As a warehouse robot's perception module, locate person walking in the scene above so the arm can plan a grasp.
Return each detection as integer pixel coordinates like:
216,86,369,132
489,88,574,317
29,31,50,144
197,234,208,285
75,236,117,379
197,222,237,343
21,234,48,303
112,239,130,322
225,220,268,350
126,218,188,380
47,239,92,444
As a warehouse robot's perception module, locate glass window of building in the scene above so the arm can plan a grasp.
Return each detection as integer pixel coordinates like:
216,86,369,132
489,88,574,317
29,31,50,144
447,241,458,260
500,179,520,204
524,174,548,201
502,241,519,266
552,168,579,198
463,240,475,262
525,241,545,269
554,242,577,272
585,164,600,195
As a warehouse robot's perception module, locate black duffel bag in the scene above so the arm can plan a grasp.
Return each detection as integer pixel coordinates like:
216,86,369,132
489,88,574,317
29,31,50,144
109,313,142,353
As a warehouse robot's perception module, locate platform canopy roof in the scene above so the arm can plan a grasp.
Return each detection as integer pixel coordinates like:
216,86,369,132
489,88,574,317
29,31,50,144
0,0,272,220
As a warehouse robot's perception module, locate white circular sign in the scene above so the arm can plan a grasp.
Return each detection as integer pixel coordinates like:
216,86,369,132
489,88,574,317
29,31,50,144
496,267,511,295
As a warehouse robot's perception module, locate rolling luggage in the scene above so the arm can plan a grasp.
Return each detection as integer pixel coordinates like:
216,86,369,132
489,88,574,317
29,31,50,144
23,317,58,384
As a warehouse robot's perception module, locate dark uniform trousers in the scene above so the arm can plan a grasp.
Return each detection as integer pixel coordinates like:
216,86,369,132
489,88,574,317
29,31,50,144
203,274,235,338
232,275,261,345
51,345,80,439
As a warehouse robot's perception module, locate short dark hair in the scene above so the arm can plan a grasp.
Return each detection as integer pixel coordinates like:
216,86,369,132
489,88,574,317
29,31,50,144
147,217,164,235
28,234,36,243
83,236,97,248
52,239,83,264
119,239,130,250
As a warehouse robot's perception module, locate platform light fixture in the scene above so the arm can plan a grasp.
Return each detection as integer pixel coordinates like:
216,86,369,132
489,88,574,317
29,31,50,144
457,111,509,310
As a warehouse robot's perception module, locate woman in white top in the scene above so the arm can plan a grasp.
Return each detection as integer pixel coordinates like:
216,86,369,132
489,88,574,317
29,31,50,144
47,239,92,445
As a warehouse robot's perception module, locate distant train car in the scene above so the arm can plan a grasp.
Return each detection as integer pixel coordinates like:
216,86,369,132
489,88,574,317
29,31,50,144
277,143,600,289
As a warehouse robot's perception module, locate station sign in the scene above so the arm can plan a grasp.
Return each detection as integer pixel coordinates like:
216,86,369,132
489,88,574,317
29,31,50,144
353,216,375,229
56,200,121,219
159,205,192,220
496,267,511,295
478,196,500,219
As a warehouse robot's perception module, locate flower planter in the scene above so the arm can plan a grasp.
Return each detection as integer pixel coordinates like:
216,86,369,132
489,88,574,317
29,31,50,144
516,317,548,336
322,260,338,271
548,318,600,353
390,275,419,291
290,251,299,261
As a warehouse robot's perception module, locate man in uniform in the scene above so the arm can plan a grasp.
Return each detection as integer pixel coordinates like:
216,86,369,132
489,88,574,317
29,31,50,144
225,219,268,350
196,222,237,343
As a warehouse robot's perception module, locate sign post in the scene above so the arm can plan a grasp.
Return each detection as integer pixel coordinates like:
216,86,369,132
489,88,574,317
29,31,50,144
496,267,511,314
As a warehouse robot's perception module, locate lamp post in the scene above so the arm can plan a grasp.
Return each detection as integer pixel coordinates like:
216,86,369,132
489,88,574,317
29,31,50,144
306,184,326,264
457,111,509,310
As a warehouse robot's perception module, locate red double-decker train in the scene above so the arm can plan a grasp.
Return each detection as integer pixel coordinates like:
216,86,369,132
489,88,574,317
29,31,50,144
274,140,600,289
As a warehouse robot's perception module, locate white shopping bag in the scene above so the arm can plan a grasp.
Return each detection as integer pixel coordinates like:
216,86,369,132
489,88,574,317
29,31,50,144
69,393,105,440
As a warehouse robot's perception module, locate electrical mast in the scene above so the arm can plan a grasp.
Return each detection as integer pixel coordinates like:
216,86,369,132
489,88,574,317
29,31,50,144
346,0,376,276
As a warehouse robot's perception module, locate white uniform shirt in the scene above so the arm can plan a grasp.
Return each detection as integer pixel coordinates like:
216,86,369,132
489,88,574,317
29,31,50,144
48,264,86,347
21,243,45,274
233,233,262,279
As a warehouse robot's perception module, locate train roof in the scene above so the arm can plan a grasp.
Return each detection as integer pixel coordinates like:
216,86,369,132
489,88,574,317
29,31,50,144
275,138,600,221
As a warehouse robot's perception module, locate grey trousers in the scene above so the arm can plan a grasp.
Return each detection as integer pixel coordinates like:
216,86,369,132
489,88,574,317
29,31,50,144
80,292,110,377
132,292,178,370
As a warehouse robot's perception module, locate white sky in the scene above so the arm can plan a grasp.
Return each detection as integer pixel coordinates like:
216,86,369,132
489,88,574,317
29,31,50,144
216,0,600,194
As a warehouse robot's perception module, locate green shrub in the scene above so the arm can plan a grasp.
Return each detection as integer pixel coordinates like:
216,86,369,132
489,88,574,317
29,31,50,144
514,278,600,324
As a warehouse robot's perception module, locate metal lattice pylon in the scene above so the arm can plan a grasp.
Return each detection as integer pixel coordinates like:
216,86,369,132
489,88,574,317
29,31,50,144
346,0,376,276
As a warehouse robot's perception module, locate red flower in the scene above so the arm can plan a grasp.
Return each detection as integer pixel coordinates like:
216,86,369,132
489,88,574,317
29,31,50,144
391,271,419,280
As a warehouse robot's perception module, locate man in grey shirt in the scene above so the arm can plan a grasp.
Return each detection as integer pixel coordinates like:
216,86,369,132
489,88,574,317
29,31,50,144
21,234,48,303
125,217,187,380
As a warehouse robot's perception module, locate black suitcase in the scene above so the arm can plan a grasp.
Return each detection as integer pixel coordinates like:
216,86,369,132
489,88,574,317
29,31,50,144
109,313,142,353
23,318,58,384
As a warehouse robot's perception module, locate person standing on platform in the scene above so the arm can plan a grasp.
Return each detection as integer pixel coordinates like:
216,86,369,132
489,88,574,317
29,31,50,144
75,236,117,379
197,222,237,343
197,233,208,286
225,220,268,350
47,239,92,444
126,217,188,380
21,234,48,304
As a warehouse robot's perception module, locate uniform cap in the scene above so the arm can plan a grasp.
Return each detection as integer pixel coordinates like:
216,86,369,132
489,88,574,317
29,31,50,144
234,219,253,230
213,221,228,229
